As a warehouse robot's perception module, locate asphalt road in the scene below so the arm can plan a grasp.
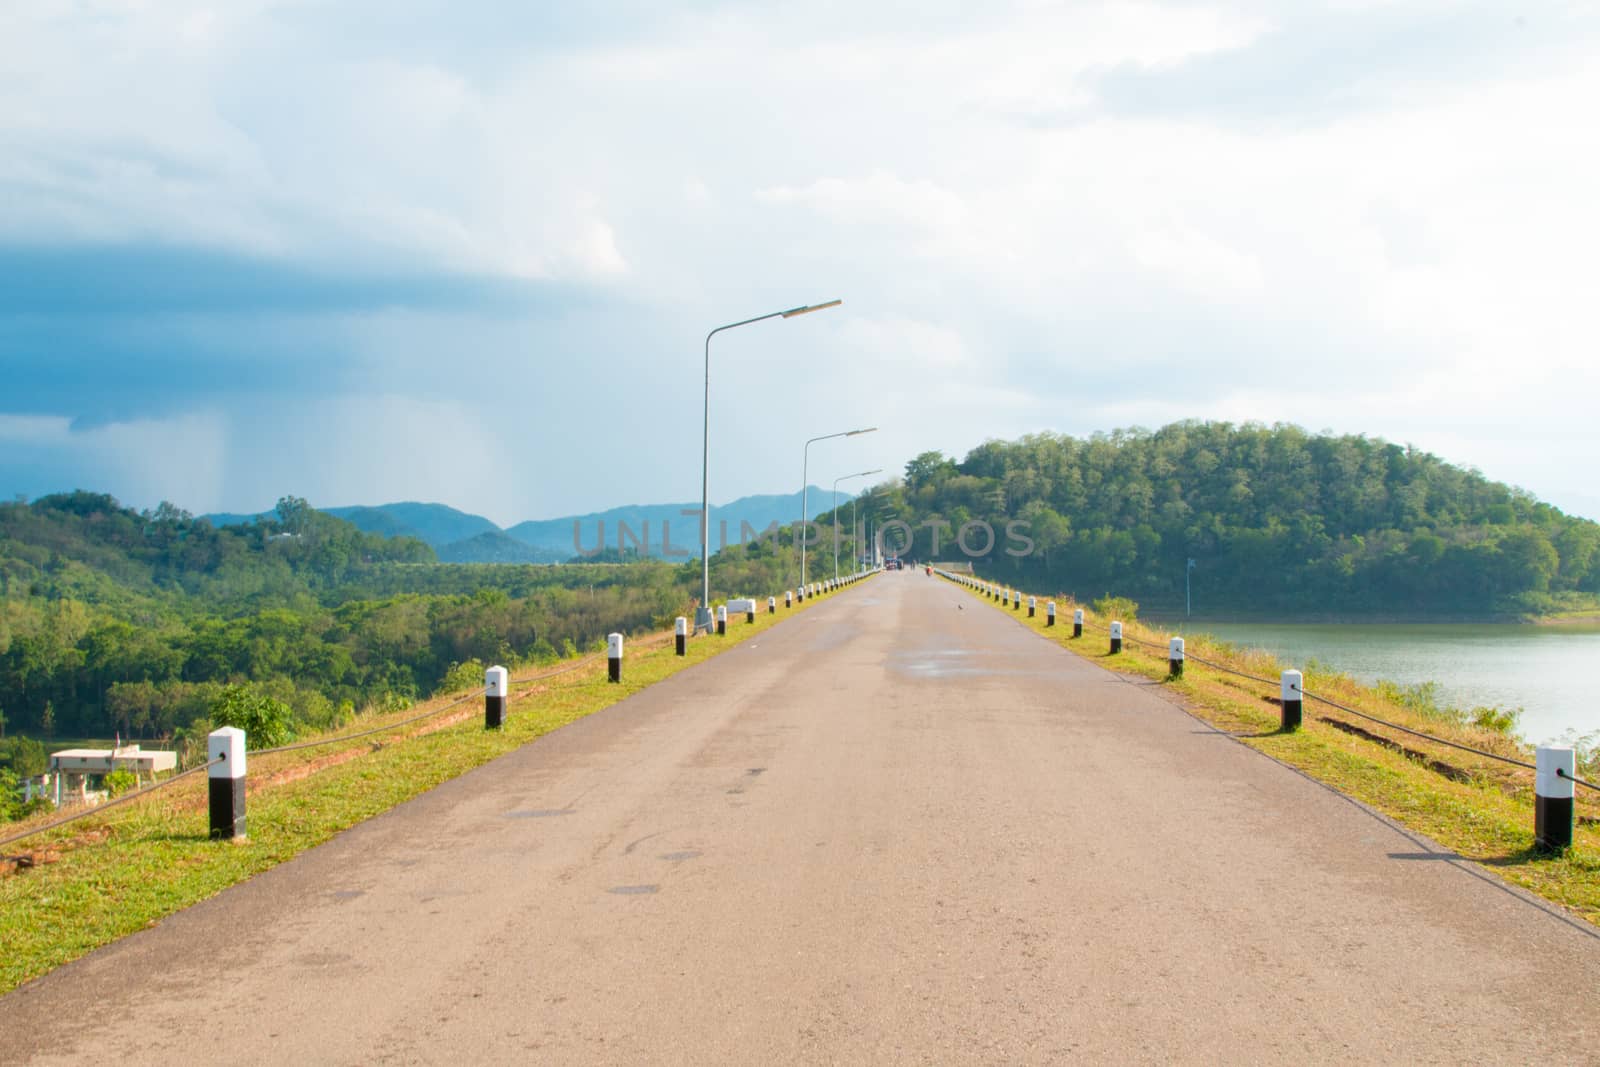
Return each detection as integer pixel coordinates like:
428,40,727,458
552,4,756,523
5,571,1600,1064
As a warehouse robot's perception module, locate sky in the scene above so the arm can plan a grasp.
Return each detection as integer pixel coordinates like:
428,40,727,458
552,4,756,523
3,0,1598,527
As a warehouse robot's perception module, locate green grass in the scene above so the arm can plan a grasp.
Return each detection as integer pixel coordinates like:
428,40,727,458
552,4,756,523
946,575,1600,924
0,579,866,993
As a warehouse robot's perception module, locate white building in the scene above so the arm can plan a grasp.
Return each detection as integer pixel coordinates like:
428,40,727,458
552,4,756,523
47,745,178,808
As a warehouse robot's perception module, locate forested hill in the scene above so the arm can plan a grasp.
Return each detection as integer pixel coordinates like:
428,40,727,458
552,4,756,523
0,492,731,749
1,493,436,610
860,423,1600,617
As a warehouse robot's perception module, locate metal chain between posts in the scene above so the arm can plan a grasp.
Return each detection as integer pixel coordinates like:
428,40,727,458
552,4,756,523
1556,767,1599,792
509,654,604,689
0,583,851,853
1292,684,1538,772
1179,650,1284,689
0,756,225,851
950,573,1559,781
250,690,483,758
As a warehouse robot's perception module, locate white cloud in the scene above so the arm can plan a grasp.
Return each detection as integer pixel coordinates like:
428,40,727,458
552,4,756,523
4,1,1600,521
758,173,969,232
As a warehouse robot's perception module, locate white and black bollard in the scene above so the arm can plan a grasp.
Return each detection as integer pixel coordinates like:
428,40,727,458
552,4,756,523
675,616,688,656
1109,621,1123,654
1028,596,1036,618
1535,746,1576,851
208,726,247,840
607,633,623,683
786,590,793,608
768,595,776,615
716,605,728,636
1073,609,1084,638
1013,590,1021,611
1281,669,1303,731
1169,637,1185,678
486,664,509,728
1047,601,1057,627
746,601,756,624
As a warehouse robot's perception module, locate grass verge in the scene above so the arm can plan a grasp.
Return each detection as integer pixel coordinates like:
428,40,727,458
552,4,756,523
944,575,1600,924
0,579,868,994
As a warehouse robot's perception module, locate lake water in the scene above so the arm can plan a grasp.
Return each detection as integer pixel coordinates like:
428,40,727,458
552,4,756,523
1165,621,1600,747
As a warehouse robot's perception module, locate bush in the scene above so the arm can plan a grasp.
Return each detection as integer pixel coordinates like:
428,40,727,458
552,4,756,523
1469,705,1520,734
1091,595,1139,623
436,658,486,697
209,685,296,749
104,768,139,797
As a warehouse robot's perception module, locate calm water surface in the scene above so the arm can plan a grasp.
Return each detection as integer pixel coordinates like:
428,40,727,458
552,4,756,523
1170,621,1600,746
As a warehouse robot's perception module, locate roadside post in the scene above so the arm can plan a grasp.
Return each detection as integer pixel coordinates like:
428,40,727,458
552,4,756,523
485,665,508,729
1281,670,1303,731
207,727,247,840
1535,746,1576,851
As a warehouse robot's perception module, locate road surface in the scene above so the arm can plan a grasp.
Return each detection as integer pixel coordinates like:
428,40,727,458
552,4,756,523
5,571,1599,1063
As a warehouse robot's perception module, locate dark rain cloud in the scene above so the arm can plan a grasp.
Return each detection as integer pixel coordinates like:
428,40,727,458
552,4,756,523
0,242,584,423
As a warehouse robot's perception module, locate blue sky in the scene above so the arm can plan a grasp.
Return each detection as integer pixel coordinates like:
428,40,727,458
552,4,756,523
3,1,1598,526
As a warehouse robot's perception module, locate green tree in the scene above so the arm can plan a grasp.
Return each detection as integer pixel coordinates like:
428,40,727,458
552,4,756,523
209,685,295,749
904,451,956,492
9,736,47,778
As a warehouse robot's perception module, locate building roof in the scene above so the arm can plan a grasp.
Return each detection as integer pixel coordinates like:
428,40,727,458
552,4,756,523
49,747,178,772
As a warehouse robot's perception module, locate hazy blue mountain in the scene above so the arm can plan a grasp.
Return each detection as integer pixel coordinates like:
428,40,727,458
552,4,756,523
206,487,857,562
508,487,834,558
325,502,498,547
436,530,565,564
206,501,501,547
203,509,273,528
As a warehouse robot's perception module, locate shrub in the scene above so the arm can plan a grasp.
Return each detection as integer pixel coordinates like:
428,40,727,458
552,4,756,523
104,769,139,797
209,685,296,749
1469,705,1520,734
436,658,486,697
1091,595,1139,623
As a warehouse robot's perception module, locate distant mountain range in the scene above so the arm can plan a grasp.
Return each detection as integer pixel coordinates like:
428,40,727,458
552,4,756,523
205,488,840,563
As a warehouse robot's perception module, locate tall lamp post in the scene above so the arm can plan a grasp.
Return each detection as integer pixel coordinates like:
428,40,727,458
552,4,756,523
699,299,841,633
832,469,882,581
801,426,876,589
852,485,878,571
1186,557,1197,618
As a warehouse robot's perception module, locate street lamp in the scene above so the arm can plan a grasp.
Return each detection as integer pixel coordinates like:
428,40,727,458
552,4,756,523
832,469,882,580
699,299,841,633
852,484,879,571
1186,558,1197,618
800,426,877,589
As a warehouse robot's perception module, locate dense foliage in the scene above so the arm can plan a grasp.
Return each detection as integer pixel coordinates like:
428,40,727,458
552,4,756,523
837,422,1600,617
0,491,810,795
